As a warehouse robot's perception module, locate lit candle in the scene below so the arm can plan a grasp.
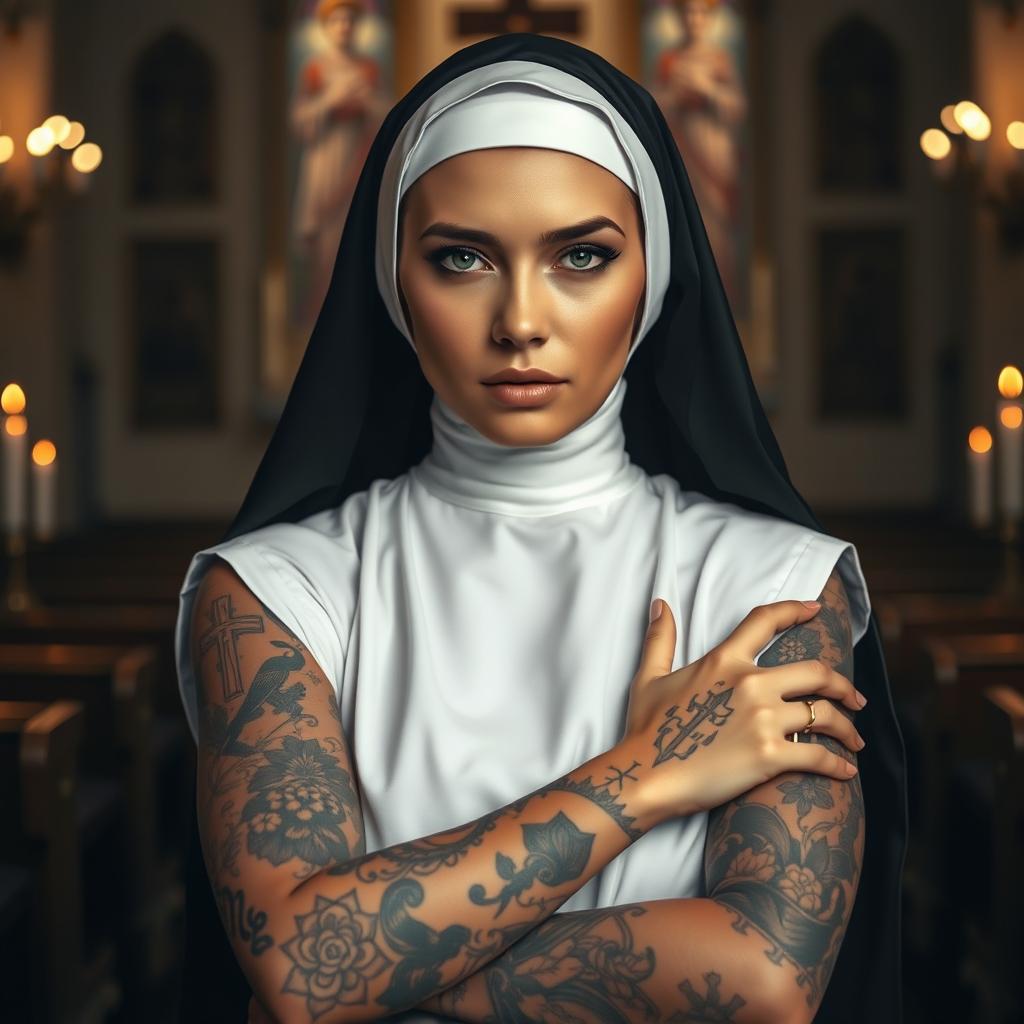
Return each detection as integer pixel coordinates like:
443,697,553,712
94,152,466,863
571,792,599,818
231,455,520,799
967,426,994,529
996,365,1024,522
1,382,28,534
31,439,57,541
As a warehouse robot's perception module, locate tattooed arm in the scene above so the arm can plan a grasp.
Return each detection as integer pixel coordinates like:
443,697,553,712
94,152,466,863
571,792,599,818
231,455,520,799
191,559,664,1024
412,567,864,1024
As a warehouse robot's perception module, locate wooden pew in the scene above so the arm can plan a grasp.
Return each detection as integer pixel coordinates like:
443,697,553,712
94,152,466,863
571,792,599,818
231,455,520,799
904,633,1024,1024
875,593,1024,670
0,699,121,1024
0,604,180,713
0,644,164,1012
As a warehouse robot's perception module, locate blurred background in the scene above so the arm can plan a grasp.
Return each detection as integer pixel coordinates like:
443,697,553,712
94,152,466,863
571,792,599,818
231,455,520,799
0,0,1022,1021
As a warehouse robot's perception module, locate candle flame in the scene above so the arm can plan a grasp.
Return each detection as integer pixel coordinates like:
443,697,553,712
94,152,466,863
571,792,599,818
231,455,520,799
59,121,85,150
954,101,991,141
26,125,56,156
1,383,26,414
920,128,951,160
32,439,56,465
969,426,993,453
940,104,963,135
1000,406,1023,430
4,414,27,437
998,365,1023,398
71,142,102,173
42,115,71,146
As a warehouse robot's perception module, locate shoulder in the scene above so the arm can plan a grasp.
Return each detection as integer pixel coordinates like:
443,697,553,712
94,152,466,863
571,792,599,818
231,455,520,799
650,477,871,655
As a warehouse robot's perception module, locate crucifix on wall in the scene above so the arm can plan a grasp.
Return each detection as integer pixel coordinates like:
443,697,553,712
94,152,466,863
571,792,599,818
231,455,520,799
393,0,640,98
454,0,583,36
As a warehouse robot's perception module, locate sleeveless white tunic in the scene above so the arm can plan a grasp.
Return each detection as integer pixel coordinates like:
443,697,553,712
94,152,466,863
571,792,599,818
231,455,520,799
174,376,870,1022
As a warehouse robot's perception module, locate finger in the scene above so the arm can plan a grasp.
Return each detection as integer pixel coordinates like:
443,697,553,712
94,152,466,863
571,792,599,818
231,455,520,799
728,599,822,662
760,658,864,711
784,737,860,782
779,699,865,752
635,598,676,685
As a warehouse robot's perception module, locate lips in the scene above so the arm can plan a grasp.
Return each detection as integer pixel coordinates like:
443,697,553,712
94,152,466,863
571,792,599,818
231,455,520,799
482,369,567,385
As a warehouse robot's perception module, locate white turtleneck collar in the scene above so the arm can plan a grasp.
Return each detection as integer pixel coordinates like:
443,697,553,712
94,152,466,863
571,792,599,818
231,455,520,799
409,376,645,518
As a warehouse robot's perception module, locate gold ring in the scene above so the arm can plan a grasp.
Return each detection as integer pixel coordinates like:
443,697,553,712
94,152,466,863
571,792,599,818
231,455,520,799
790,699,817,742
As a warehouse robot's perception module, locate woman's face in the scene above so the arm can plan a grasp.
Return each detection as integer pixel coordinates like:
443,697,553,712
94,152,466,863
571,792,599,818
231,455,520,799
397,147,646,448
680,1,711,41
322,7,356,50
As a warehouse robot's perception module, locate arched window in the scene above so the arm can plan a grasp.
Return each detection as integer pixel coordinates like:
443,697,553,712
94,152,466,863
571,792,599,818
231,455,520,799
129,29,218,203
814,14,903,191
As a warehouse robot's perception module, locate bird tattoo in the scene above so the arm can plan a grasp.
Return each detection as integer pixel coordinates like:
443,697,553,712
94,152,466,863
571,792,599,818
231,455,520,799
219,640,308,756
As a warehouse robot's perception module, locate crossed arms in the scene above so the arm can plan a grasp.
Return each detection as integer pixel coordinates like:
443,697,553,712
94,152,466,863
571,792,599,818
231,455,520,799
191,558,863,1023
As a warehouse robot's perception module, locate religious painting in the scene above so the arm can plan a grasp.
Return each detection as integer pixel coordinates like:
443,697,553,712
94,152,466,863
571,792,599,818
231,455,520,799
258,0,394,422
643,1,777,409
129,30,218,203
815,15,903,193
392,1,642,95
129,238,221,430
816,226,907,420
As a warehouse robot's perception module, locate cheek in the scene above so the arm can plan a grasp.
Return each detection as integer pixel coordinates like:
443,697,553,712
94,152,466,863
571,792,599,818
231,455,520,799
400,265,488,356
554,266,645,350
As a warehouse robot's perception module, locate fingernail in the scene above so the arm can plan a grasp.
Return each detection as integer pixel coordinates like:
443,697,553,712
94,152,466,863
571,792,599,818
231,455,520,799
649,599,663,623
802,600,821,609
856,690,868,707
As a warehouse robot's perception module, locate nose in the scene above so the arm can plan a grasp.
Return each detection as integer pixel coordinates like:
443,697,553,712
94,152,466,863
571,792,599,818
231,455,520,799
491,264,550,350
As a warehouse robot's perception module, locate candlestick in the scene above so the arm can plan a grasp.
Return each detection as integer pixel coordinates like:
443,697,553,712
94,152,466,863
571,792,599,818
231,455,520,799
996,366,1024,524
967,426,994,529
2,413,28,534
31,439,57,542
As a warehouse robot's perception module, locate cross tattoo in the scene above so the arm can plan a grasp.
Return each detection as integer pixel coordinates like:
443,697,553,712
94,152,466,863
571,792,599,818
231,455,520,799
601,759,642,795
454,0,582,37
199,595,265,701
653,686,736,765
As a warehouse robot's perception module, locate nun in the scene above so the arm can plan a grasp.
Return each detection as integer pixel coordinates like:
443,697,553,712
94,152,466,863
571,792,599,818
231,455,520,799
174,32,907,1024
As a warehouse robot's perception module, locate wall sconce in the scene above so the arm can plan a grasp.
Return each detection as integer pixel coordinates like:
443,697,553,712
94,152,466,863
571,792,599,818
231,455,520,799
0,114,103,272
920,101,1024,254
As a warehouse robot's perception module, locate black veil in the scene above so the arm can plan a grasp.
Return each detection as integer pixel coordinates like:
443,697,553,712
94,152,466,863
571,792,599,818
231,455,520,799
180,32,906,1023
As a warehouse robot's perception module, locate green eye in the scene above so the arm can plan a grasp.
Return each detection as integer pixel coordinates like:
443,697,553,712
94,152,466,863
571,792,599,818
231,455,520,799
440,249,484,273
559,244,620,272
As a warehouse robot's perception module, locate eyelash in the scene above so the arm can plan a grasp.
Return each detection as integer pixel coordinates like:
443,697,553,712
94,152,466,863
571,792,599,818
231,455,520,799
427,243,622,276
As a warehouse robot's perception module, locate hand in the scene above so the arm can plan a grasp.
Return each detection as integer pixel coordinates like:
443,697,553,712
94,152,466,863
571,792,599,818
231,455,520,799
620,598,864,824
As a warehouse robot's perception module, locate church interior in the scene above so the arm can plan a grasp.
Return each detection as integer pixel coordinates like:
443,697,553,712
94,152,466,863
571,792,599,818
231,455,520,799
1,0,1023,1021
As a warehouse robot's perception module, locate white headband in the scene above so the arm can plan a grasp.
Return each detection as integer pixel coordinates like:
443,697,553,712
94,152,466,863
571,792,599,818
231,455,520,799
401,84,637,198
375,61,671,363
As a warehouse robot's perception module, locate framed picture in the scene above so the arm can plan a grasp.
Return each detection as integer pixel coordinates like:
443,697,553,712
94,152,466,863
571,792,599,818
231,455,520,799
257,0,395,423
815,225,908,420
642,0,778,408
128,237,222,430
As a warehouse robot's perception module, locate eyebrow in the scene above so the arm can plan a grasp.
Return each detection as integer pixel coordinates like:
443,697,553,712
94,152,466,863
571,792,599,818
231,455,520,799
418,216,627,246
